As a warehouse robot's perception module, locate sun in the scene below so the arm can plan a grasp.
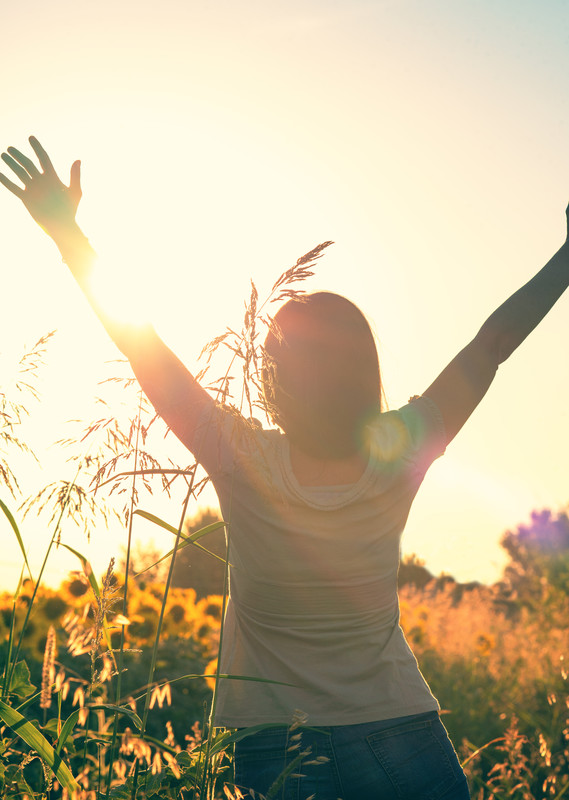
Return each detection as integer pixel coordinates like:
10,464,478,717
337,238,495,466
88,253,153,328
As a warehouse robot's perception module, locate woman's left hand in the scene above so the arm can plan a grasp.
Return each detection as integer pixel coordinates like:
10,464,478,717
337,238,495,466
0,136,81,237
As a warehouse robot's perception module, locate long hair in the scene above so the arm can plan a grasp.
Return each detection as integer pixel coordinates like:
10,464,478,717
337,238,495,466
262,292,382,458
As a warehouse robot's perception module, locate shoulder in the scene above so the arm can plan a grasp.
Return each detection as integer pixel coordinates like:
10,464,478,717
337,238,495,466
367,396,447,471
195,402,282,476
399,395,446,450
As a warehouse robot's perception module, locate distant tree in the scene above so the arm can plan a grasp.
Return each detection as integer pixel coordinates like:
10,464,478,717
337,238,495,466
119,539,170,587
171,508,226,598
398,553,482,602
398,553,435,589
499,508,569,609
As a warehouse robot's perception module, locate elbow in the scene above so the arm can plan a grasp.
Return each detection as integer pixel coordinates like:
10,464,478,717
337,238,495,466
496,339,517,365
474,324,516,367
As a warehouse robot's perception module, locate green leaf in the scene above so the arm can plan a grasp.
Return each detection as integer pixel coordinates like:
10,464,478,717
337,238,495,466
0,699,80,794
133,509,182,537
0,498,33,579
12,566,25,601
266,750,306,799
133,510,230,568
93,703,143,731
59,542,100,597
205,723,288,756
55,708,82,756
42,717,60,738
145,768,165,796
4,763,34,796
134,534,195,575
108,776,135,800
186,520,227,543
8,660,35,700
216,673,296,685
134,509,228,544
59,543,117,666
136,534,229,575
139,733,178,756
204,722,330,757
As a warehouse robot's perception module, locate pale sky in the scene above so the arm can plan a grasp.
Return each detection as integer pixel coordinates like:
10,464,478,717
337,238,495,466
1,0,569,590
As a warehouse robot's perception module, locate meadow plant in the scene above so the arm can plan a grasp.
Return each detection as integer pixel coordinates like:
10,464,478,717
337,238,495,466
2,244,569,798
0,332,54,499
0,244,333,799
399,579,569,797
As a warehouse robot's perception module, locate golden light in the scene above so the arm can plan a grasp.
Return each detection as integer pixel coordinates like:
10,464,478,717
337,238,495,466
88,255,153,328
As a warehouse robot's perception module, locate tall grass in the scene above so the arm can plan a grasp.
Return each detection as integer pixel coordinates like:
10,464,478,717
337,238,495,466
399,580,569,798
0,245,331,799
1,246,568,798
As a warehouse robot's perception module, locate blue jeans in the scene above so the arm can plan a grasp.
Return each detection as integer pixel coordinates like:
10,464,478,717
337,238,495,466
234,711,471,800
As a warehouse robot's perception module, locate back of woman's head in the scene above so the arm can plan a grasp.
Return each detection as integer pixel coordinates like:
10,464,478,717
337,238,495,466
262,292,382,458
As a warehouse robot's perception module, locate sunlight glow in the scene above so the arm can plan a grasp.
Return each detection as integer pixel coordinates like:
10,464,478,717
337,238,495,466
1,0,568,591
88,257,152,328
430,456,532,522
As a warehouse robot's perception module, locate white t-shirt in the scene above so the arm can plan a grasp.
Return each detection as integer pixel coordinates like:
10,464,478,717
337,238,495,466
193,396,447,727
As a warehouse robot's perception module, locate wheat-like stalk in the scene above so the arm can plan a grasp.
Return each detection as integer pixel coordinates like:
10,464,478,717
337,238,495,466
40,624,57,710
90,558,119,682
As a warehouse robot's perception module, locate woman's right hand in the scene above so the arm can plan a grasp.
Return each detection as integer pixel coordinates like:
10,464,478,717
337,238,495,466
0,136,81,237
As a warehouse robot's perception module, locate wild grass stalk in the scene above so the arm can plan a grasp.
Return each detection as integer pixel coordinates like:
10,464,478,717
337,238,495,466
40,625,56,717
197,494,231,800
133,479,197,798
4,466,81,699
104,390,144,798
0,332,54,500
1,567,24,700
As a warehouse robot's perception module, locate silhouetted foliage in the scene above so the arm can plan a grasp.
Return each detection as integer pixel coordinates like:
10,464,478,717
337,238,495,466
398,553,483,603
499,508,569,609
398,553,435,589
171,508,226,598
119,539,170,587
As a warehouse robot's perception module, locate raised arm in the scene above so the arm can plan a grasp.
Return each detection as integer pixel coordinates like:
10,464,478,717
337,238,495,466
424,206,569,443
0,136,214,452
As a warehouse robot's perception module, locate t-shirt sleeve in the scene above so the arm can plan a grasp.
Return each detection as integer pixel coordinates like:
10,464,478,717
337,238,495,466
398,394,447,472
192,401,263,480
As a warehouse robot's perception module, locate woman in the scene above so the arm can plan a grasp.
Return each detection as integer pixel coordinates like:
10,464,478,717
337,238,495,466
2,138,568,799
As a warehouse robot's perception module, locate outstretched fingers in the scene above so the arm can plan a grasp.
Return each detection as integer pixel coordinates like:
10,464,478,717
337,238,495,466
0,138,56,198
7,145,42,179
29,136,56,175
0,170,25,198
1,152,32,187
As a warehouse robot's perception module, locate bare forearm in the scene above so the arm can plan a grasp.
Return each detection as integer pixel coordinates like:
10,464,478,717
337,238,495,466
477,240,569,363
50,220,213,435
51,220,95,280
50,221,152,358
